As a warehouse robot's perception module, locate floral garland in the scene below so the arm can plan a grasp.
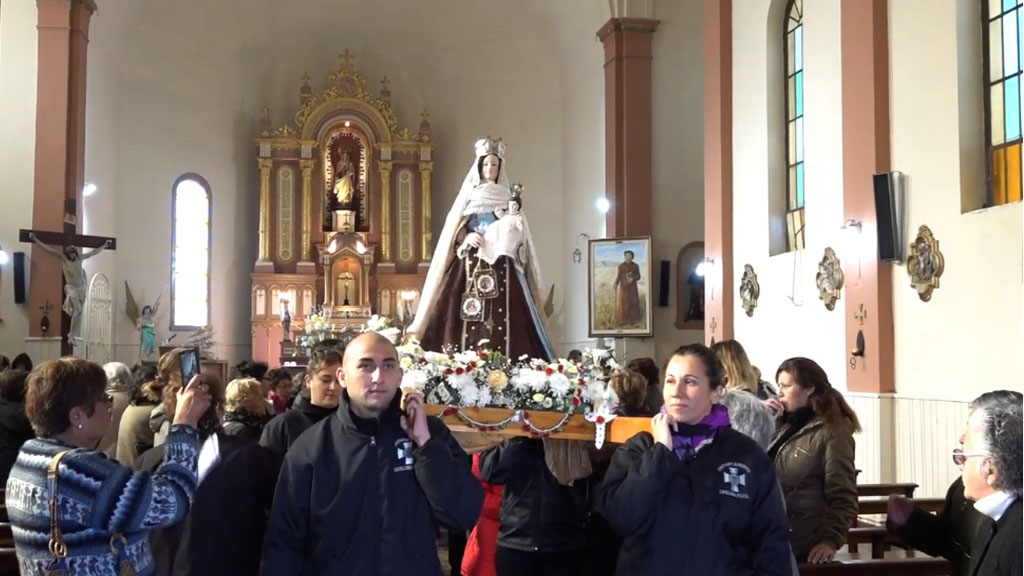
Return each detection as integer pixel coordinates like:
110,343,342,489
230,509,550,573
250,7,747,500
398,339,619,415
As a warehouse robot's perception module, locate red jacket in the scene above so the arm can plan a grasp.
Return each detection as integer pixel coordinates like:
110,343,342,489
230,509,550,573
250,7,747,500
461,453,504,576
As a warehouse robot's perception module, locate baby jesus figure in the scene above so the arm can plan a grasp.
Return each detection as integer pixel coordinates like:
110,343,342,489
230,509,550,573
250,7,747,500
478,196,526,267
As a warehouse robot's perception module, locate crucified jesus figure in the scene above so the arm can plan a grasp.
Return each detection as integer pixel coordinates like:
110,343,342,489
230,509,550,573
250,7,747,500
29,232,112,346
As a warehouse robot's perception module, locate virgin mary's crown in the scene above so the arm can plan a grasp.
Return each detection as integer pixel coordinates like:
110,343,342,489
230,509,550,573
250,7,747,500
475,137,506,159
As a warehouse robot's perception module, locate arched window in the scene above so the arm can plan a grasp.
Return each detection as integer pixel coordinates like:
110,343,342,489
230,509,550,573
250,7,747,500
784,0,805,250
982,0,1023,206
171,175,211,330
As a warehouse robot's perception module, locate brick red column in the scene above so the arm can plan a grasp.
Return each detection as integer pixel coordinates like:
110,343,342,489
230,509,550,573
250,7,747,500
703,0,734,344
597,18,659,238
28,0,97,353
841,0,894,393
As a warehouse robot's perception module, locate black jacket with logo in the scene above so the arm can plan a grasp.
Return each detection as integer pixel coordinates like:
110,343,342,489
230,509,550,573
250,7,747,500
259,393,335,457
479,437,590,553
598,427,793,576
260,392,484,576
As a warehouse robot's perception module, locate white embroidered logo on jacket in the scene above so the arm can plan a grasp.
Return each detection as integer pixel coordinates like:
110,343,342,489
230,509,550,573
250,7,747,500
394,438,415,472
717,462,751,499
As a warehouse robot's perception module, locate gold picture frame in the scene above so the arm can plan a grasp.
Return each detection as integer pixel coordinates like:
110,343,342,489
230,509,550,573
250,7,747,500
588,236,654,338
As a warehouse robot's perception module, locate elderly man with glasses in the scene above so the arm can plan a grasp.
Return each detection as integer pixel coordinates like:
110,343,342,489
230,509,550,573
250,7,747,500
887,390,1022,576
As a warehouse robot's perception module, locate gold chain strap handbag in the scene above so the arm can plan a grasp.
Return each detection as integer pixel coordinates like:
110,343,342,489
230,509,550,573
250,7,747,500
43,450,70,576
44,450,136,576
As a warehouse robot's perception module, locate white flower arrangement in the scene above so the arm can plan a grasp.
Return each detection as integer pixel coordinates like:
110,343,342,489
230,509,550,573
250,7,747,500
396,339,618,414
364,314,402,343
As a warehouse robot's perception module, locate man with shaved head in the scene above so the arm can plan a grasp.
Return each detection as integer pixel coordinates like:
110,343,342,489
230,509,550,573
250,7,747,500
262,332,483,576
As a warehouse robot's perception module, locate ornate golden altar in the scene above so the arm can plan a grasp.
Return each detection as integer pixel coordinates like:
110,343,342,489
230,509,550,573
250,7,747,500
250,50,433,363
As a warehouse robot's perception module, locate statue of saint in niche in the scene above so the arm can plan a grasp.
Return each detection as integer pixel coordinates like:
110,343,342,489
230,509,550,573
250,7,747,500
333,152,356,207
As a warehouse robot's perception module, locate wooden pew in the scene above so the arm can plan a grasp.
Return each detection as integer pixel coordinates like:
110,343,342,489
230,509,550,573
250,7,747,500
799,557,950,575
858,497,944,516
856,483,917,498
846,526,908,559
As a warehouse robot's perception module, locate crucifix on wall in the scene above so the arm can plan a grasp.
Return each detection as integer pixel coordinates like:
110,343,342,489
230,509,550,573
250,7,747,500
19,229,116,352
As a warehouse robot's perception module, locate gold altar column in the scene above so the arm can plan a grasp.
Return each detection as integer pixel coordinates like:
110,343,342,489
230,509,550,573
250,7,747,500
419,161,433,260
258,158,273,262
379,161,393,261
299,159,314,261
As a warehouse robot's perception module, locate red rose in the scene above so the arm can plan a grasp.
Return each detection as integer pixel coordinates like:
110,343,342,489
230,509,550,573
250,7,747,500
478,350,487,358
455,367,464,375
572,397,581,406
444,368,454,375
545,368,554,376
522,424,531,432
575,388,583,397
467,362,476,370
558,364,564,373
596,416,605,424
578,378,585,385
419,357,427,364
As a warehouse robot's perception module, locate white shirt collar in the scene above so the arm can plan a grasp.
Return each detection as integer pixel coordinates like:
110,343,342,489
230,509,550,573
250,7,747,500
973,490,1016,522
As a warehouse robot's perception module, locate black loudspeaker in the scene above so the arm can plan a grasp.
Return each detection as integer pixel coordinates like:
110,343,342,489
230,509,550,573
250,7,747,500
13,252,26,304
658,260,670,308
873,172,904,261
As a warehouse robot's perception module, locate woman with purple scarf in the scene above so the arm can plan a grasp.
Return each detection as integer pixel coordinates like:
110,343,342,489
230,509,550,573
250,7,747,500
597,344,793,575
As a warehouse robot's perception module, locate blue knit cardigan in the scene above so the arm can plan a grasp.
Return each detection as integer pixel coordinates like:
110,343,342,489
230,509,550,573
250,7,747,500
5,424,200,575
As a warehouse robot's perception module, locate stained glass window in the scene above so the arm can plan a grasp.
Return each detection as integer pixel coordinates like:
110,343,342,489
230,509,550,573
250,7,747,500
785,0,806,250
171,175,211,329
982,0,1023,206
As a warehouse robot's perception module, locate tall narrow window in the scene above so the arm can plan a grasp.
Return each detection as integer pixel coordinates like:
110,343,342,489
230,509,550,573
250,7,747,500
171,175,211,329
784,0,806,250
983,0,1023,206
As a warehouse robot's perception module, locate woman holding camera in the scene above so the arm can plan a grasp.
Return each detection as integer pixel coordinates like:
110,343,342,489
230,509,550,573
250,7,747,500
5,357,210,575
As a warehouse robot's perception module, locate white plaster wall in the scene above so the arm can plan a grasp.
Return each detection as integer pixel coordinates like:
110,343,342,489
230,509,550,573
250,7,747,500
550,3,608,356
650,0,706,361
890,0,1023,402
0,0,38,358
81,11,123,357
732,0,848,386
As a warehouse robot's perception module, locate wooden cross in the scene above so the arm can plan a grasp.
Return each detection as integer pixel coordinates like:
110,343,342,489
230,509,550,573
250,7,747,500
380,76,391,92
19,229,116,250
20,228,117,353
854,303,867,326
709,316,718,334
301,71,311,85
338,48,355,68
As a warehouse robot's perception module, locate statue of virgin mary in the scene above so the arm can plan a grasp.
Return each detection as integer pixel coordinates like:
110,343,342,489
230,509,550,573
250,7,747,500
409,137,555,360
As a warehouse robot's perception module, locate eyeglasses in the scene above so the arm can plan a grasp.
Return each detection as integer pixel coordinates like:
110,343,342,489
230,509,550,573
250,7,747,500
952,447,989,467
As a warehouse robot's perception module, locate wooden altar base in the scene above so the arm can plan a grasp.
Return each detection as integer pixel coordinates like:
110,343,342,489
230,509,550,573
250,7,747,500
425,405,652,451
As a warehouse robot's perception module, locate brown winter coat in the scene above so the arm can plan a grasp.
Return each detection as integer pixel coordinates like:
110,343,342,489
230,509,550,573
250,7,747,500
768,417,858,560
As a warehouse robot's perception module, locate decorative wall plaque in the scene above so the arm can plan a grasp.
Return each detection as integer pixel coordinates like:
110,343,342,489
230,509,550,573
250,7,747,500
907,225,944,302
739,264,760,317
815,247,845,311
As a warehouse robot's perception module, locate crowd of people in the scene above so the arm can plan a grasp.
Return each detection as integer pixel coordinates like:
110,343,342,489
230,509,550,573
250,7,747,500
0,337,1018,576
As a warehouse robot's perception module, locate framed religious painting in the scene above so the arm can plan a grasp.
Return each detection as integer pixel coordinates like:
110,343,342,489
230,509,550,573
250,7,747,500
588,236,654,338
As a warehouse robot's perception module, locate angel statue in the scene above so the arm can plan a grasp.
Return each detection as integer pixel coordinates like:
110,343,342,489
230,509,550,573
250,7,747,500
408,137,555,360
125,283,166,361
333,152,356,207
